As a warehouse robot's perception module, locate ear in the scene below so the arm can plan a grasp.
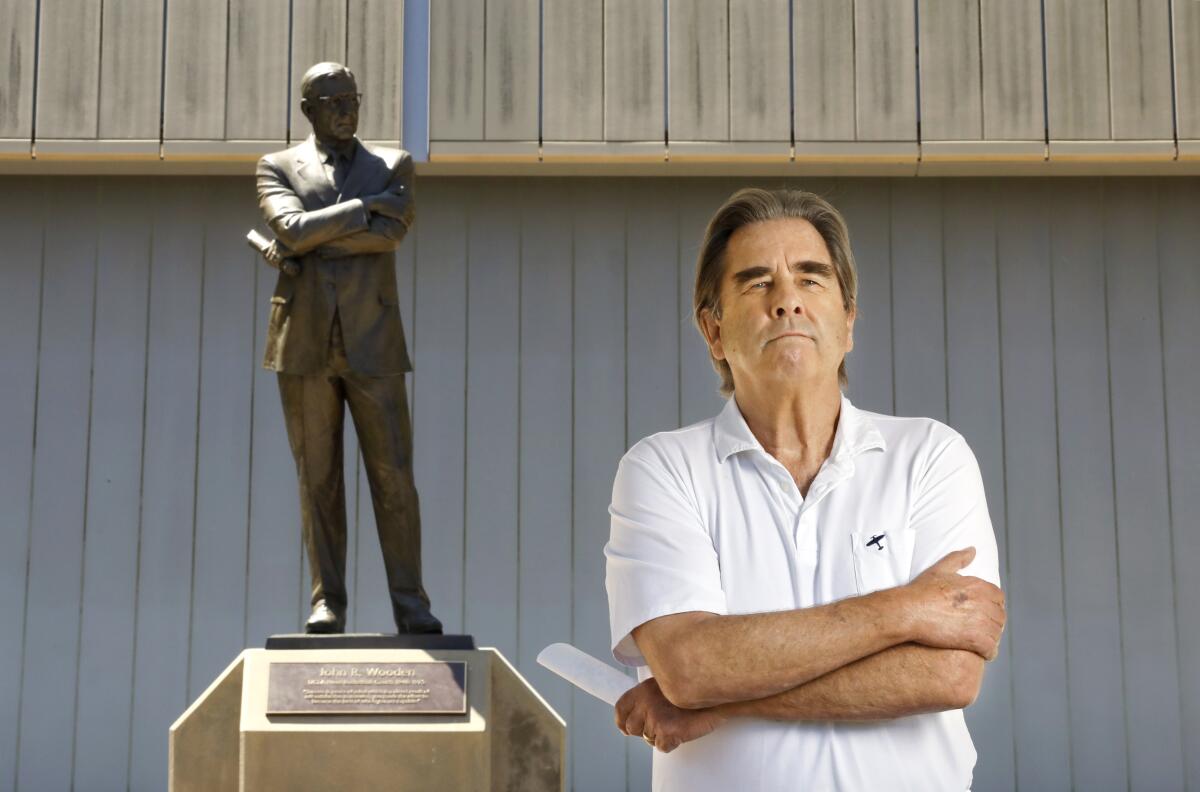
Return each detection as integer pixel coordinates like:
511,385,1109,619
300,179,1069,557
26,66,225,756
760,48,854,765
301,98,314,124
844,303,856,354
699,307,725,361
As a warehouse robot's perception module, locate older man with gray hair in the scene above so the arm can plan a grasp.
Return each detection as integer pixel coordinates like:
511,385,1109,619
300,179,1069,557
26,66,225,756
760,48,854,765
606,188,1005,791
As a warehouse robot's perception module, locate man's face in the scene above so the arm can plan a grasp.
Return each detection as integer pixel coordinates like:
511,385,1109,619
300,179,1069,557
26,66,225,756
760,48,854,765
302,73,359,141
701,217,855,392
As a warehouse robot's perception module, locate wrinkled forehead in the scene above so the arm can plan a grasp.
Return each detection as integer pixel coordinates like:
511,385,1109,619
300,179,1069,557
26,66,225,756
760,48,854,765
723,217,831,276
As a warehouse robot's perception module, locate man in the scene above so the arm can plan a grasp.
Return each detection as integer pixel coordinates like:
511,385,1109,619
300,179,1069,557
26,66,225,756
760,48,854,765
605,188,1005,790
255,62,440,635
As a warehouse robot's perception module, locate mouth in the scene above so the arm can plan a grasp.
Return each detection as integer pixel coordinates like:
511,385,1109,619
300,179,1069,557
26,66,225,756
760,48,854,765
764,332,813,347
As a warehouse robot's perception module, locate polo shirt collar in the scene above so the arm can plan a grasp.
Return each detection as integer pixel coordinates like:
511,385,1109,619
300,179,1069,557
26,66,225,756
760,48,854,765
713,393,886,464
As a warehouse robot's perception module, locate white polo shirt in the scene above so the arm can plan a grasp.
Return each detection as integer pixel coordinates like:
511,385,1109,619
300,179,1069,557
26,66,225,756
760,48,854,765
605,394,1000,792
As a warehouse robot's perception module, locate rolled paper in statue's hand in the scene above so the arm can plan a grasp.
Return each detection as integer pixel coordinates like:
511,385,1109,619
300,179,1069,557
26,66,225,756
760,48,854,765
537,642,636,706
246,228,272,255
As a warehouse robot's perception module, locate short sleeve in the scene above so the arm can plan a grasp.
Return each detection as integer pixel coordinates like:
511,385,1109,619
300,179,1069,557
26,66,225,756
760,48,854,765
907,432,1002,588
605,447,727,667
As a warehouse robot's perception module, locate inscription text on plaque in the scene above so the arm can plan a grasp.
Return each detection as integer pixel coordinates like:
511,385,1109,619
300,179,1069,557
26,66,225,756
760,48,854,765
267,661,468,715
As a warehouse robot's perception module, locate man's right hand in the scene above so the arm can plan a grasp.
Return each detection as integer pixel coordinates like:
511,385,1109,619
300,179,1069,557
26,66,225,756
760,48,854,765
364,186,408,220
901,547,1006,661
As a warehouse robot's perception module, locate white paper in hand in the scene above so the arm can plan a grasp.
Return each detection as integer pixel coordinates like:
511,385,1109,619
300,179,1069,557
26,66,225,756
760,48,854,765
537,643,636,706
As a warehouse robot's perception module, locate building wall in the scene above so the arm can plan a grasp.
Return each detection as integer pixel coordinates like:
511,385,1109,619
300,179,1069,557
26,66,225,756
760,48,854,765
0,175,1196,792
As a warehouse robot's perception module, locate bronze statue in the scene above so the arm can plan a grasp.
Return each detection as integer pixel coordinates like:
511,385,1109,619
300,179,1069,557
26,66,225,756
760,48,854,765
252,62,441,635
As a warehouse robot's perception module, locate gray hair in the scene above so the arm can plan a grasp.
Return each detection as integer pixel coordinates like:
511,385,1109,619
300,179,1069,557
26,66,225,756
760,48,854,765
693,187,859,397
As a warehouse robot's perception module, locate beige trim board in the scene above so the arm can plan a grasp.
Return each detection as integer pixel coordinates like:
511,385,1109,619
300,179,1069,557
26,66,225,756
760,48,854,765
668,141,791,162
1176,140,1200,160
541,141,667,162
162,140,287,160
0,140,31,157
921,140,1046,161
793,141,919,163
1048,140,1176,161
429,140,540,161
35,139,160,158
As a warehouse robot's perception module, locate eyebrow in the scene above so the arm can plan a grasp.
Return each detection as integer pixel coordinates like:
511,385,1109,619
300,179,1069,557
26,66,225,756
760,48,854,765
730,260,835,285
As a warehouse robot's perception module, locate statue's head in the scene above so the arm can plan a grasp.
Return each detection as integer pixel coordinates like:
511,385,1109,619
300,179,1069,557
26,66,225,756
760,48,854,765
300,62,360,142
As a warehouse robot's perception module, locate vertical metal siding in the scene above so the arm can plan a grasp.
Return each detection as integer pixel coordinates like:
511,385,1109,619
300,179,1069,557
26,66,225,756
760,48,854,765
0,176,1195,792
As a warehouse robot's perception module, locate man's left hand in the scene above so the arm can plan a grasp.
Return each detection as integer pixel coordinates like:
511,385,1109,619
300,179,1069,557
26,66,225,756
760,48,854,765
614,677,726,753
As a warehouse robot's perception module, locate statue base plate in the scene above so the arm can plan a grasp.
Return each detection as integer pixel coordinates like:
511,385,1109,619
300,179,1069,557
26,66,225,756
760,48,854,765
265,633,476,651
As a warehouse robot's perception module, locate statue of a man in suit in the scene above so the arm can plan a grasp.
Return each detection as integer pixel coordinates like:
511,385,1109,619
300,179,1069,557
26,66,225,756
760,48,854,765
254,62,441,635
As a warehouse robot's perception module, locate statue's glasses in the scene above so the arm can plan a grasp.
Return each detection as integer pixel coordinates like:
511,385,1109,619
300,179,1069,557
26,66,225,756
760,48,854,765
315,92,363,111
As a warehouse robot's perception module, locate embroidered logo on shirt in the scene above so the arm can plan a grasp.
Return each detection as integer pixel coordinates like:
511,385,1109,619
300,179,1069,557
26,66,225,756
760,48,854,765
866,533,886,551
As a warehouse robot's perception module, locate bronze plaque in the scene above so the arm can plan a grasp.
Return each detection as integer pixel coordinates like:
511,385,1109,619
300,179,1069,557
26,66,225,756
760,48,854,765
267,661,468,715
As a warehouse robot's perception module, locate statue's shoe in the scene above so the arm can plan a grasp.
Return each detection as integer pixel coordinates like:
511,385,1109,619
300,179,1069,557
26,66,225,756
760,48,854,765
394,606,443,635
305,600,346,634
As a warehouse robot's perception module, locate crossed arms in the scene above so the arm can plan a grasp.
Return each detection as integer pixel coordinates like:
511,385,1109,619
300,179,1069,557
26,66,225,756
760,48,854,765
616,550,1005,753
253,150,415,269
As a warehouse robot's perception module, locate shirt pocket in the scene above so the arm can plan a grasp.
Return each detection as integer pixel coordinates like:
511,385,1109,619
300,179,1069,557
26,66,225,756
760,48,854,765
850,527,917,595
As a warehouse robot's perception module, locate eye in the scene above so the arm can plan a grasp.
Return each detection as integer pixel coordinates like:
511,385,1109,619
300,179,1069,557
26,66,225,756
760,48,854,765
748,280,769,290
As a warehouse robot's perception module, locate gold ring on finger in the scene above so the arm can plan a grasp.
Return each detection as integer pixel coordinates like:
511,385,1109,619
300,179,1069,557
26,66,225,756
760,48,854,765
643,734,655,747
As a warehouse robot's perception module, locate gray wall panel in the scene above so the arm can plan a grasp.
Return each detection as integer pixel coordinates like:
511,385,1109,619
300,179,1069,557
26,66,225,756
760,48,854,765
429,0,485,141
729,0,791,142
163,0,228,141
72,179,151,791
1159,179,1200,791
127,182,204,792
1048,180,1129,791
0,0,37,140
463,183,521,658
0,178,42,792
1176,0,1200,140
890,180,946,420
14,180,95,792
411,180,468,633
919,0,983,141
2,175,1195,792
794,0,856,141
1104,180,1185,789
854,0,918,141
97,0,163,140
980,0,1044,141
226,0,290,141
516,180,574,731
996,180,1072,792
35,0,102,139
1107,0,1173,140
543,0,603,141
605,0,666,142
187,181,256,699
669,0,730,142
484,0,539,141
1045,0,1109,139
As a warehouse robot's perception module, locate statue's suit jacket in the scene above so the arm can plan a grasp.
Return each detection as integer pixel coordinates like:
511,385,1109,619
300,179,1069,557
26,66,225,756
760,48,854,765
255,135,414,375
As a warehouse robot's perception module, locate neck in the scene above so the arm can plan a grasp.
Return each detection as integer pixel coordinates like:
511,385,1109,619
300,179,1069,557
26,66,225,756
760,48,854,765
315,133,356,158
733,377,843,469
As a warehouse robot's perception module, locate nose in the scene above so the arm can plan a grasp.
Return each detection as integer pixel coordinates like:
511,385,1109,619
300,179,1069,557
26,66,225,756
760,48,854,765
772,281,805,318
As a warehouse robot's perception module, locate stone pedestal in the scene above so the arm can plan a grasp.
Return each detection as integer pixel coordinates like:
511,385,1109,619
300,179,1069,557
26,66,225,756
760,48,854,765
169,639,565,792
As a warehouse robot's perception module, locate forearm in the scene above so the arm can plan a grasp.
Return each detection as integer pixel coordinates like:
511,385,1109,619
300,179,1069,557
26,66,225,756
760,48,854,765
316,214,410,257
716,644,983,722
267,199,371,254
644,588,914,708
